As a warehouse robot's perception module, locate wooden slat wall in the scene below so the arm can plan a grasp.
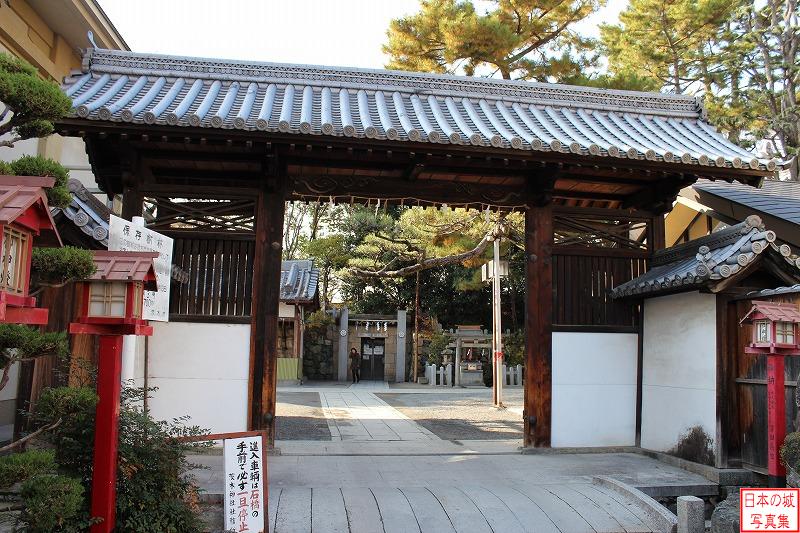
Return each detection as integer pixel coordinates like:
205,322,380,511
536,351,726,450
168,233,255,322
552,252,647,330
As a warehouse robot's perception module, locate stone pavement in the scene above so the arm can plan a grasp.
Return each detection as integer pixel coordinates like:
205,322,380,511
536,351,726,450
318,382,440,442
193,383,713,532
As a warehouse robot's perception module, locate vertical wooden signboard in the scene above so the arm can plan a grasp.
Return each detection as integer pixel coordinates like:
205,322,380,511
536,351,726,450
223,434,267,533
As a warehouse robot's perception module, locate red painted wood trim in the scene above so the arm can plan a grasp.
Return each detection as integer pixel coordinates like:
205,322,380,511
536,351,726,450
90,335,124,533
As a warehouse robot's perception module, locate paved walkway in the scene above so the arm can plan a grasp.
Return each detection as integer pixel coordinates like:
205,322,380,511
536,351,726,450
267,482,661,533
319,384,440,442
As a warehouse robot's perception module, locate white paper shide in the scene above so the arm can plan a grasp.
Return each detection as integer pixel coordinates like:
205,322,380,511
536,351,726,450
108,215,172,322
223,436,265,533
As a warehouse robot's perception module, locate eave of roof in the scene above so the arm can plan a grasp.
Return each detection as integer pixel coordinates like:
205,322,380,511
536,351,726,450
612,215,800,298
61,47,781,173
52,178,111,247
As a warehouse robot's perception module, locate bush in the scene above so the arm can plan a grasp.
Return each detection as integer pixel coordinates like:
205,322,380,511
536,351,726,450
667,425,715,466
19,475,87,532
10,155,71,208
425,331,451,366
31,246,96,286
503,330,525,367
782,432,800,472
0,324,70,367
37,386,209,532
0,449,55,488
305,309,334,333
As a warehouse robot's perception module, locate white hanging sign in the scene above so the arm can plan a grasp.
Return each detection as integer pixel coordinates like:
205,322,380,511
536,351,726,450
223,436,266,533
108,215,173,322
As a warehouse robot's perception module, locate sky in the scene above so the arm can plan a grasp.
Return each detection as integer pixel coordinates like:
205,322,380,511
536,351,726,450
97,0,628,70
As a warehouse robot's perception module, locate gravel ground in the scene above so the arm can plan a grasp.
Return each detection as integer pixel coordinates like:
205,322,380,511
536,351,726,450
377,389,524,440
275,392,331,441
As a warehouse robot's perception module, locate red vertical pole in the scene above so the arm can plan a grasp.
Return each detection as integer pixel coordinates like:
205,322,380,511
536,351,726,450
767,354,787,487
91,335,123,533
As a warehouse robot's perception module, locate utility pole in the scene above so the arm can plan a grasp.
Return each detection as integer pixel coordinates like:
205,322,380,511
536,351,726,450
492,238,504,407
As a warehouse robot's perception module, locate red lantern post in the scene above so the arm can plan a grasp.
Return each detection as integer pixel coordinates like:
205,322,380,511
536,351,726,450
69,250,158,533
0,176,62,325
741,302,800,487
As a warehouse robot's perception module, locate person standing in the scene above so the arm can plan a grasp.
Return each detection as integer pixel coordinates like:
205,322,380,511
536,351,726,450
349,347,361,384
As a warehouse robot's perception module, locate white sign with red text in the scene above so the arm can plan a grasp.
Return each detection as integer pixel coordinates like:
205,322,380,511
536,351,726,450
223,436,265,533
741,488,800,532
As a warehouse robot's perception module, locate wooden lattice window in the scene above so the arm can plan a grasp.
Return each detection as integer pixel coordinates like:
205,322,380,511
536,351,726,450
88,282,127,317
0,226,28,295
554,214,648,251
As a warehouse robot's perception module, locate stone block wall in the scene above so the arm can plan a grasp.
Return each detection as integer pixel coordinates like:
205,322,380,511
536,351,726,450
303,322,336,380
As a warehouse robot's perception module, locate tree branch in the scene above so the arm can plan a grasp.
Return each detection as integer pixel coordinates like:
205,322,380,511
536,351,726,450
0,418,62,454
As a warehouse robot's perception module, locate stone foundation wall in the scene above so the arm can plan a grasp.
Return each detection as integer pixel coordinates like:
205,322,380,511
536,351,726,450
303,322,336,380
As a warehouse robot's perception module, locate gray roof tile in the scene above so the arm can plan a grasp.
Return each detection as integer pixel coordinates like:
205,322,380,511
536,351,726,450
693,179,800,225
61,48,781,172
612,215,800,298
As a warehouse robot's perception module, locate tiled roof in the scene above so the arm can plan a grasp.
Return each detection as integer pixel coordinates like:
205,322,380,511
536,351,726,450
89,250,158,288
741,301,800,323
61,47,780,172
693,179,800,227
52,178,111,247
746,284,800,298
611,215,800,298
280,260,318,303
0,176,61,245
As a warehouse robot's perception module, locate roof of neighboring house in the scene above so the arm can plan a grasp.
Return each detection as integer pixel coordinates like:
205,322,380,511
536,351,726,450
52,178,111,248
0,176,61,246
692,179,800,226
746,285,800,298
280,260,318,304
612,215,800,298
741,301,800,323
89,250,158,289
60,47,779,172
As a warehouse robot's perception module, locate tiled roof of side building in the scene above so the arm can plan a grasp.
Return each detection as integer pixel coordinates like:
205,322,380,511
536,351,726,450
693,179,800,226
61,47,781,172
52,178,112,247
611,215,800,298
280,260,319,304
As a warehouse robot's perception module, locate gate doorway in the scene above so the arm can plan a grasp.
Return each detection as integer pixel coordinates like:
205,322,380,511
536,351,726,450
360,338,385,381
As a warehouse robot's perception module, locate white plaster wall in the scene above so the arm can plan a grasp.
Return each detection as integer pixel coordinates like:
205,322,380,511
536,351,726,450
147,322,250,434
552,332,638,447
641,291,716,453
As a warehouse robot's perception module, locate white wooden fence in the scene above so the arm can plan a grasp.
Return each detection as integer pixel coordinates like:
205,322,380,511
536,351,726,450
424,363,523,387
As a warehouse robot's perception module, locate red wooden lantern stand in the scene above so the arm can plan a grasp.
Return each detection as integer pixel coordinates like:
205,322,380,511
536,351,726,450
741,302,800,487
69,251,158,533
0,176,62,325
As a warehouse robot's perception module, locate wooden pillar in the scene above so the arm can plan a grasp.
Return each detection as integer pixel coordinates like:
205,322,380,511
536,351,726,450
523,201,553,447
120,187,143,220
248,178,286,445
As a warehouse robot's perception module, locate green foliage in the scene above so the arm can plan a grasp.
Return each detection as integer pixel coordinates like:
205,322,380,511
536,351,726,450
10,155,71,208
425,331,452,366
36,386,209,533
0,449,55,488
0,161,12,175
31,246,96,286
0,324,69,367
502,329,525,367
782,432,800,472
667,425,715,466
383,0,601,81
305,309,334,333
0,53,71,145
19,475,88,533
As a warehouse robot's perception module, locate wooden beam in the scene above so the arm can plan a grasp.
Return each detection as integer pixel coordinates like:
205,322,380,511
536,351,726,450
248,173,286,445
524,200,554,447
